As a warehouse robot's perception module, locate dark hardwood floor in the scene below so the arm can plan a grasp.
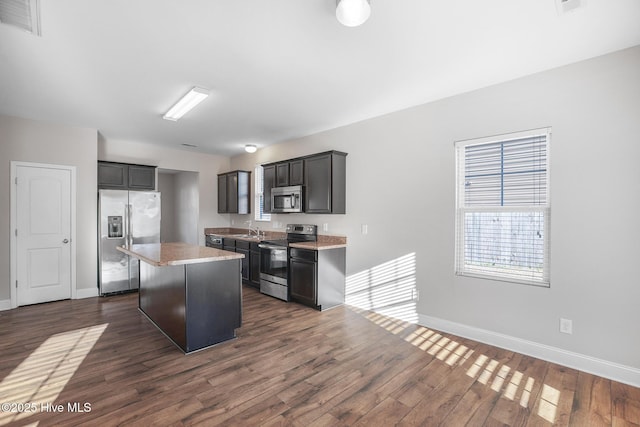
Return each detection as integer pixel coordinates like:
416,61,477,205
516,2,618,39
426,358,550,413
0,286,638,426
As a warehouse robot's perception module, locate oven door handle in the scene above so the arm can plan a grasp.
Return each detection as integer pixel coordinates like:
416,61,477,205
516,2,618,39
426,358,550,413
258,244,287,250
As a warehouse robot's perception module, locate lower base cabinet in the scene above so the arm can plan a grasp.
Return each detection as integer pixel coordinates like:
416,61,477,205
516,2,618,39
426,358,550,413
222,237,260,289
139,259,241,353
249,243,260,288
235,240,250,284
289,247,346,311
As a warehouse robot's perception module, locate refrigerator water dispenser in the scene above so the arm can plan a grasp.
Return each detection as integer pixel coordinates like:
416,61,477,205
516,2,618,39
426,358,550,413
108,216,123,238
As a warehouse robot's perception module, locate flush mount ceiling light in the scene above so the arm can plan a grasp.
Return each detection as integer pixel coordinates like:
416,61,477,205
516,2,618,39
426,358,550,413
336,0,371,27
163,87,209,121
244,144,257,153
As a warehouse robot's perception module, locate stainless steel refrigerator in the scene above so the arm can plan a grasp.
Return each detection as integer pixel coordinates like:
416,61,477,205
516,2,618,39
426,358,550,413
98,189,161,295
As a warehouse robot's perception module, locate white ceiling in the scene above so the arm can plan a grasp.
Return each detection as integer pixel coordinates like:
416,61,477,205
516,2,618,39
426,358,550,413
1,0,639,157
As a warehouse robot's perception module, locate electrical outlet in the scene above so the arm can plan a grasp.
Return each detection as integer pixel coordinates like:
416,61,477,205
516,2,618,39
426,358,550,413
361,224,368,235
560,318,573,334
323,223,329,232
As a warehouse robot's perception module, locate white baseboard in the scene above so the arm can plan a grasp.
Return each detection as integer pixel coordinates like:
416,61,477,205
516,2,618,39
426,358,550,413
418,313,640,388
75,287,99,299
0,288,97,311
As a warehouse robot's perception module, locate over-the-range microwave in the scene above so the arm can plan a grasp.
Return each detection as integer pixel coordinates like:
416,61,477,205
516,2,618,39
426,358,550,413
271,185,303,213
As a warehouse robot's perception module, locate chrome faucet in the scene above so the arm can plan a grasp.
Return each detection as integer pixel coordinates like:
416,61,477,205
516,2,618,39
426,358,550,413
245,220,263,238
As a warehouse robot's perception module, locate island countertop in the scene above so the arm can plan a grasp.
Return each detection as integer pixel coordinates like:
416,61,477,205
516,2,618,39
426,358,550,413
117,242,244,267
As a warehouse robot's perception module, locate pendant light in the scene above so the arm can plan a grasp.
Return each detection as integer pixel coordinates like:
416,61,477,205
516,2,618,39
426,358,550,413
336,0,371,27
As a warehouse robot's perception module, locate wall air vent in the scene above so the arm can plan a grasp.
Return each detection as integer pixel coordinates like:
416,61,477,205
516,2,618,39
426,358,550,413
0,0,41,36
556,0,587,15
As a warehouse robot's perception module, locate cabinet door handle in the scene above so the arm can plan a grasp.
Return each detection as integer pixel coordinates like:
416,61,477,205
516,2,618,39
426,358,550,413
62,238,69,244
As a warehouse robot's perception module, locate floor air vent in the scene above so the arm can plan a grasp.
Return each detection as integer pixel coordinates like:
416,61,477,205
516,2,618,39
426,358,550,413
0,0,41,36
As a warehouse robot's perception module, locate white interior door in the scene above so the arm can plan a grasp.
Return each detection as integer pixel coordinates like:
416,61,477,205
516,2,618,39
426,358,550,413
16,165,72,305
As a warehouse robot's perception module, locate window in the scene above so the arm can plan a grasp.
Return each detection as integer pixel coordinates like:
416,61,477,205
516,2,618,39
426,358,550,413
455,128,550,286
254,165,271,222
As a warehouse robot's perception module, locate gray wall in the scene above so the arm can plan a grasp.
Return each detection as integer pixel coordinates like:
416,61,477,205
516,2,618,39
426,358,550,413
230,46,640,371
0,115,98,299
158,172,177,243
158,170,200,245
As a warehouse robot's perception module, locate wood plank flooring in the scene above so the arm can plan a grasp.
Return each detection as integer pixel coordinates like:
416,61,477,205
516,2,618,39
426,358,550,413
0,286,638,426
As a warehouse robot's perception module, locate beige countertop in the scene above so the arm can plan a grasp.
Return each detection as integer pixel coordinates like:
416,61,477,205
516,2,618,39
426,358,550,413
289,241,347,251
204,227,347,250
117,242,244,267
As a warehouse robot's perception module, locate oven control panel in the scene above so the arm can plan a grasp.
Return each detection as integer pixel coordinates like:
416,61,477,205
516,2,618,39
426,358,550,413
286,224,317,235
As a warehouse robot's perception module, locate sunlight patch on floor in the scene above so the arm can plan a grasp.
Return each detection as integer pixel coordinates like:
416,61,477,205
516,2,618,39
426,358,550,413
0,324,108,426
537,383,560,423
349,301,562,424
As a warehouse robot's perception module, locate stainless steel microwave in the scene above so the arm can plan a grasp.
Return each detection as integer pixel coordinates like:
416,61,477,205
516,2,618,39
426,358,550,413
271,185,303,213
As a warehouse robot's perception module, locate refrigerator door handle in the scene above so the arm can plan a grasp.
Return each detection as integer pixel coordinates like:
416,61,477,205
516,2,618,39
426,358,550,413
125,203,132,247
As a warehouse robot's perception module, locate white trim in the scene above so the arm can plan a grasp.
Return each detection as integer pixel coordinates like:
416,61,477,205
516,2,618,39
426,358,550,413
75,287,99,299
454,127,551,147
10,161,77,309
0,300,12,311
418,313,640,388
454,128,551,287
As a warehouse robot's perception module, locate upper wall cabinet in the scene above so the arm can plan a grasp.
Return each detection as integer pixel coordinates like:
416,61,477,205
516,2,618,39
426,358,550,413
304,151,347,214
218,170,251,214
263,164,276,213
263,150,347,214
289,159,304,186
273,159,304,188
98,161,156,190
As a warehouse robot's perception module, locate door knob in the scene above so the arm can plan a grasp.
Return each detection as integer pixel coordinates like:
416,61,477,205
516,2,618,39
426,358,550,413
62,238,69,244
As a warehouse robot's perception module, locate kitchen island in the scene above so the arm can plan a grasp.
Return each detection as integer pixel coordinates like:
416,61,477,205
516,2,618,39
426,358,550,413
117,242,244,353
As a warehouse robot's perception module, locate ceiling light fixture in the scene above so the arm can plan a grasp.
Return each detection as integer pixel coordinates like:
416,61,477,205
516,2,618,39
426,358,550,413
163,87,209,121
244,144,257,153
336,0,371,27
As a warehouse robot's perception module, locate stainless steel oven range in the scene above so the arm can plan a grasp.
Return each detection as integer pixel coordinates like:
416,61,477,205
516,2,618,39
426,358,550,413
258,224,317,301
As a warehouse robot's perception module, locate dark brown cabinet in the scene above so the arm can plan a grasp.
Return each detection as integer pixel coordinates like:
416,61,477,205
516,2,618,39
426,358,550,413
221,237,259,289
217,170,251,214
274,159,304,187
289,249,317,306
289,246,346,311
304,151,347,214
218,174,228,213
289,159,304,185
235,240,250,284
98,161,156,190
276,162,290,187
249,242,261,288
262,165,275,213
262,151,346,214
128,165,156,190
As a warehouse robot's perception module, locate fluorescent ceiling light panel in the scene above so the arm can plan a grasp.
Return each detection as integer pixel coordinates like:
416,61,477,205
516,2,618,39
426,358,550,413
163,87,209,121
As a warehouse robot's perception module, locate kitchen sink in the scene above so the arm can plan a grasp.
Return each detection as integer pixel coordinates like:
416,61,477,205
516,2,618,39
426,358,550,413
231,234,260,239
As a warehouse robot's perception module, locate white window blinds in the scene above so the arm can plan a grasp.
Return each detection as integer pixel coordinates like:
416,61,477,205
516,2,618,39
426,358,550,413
455,129,551,286
254,165,271,222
